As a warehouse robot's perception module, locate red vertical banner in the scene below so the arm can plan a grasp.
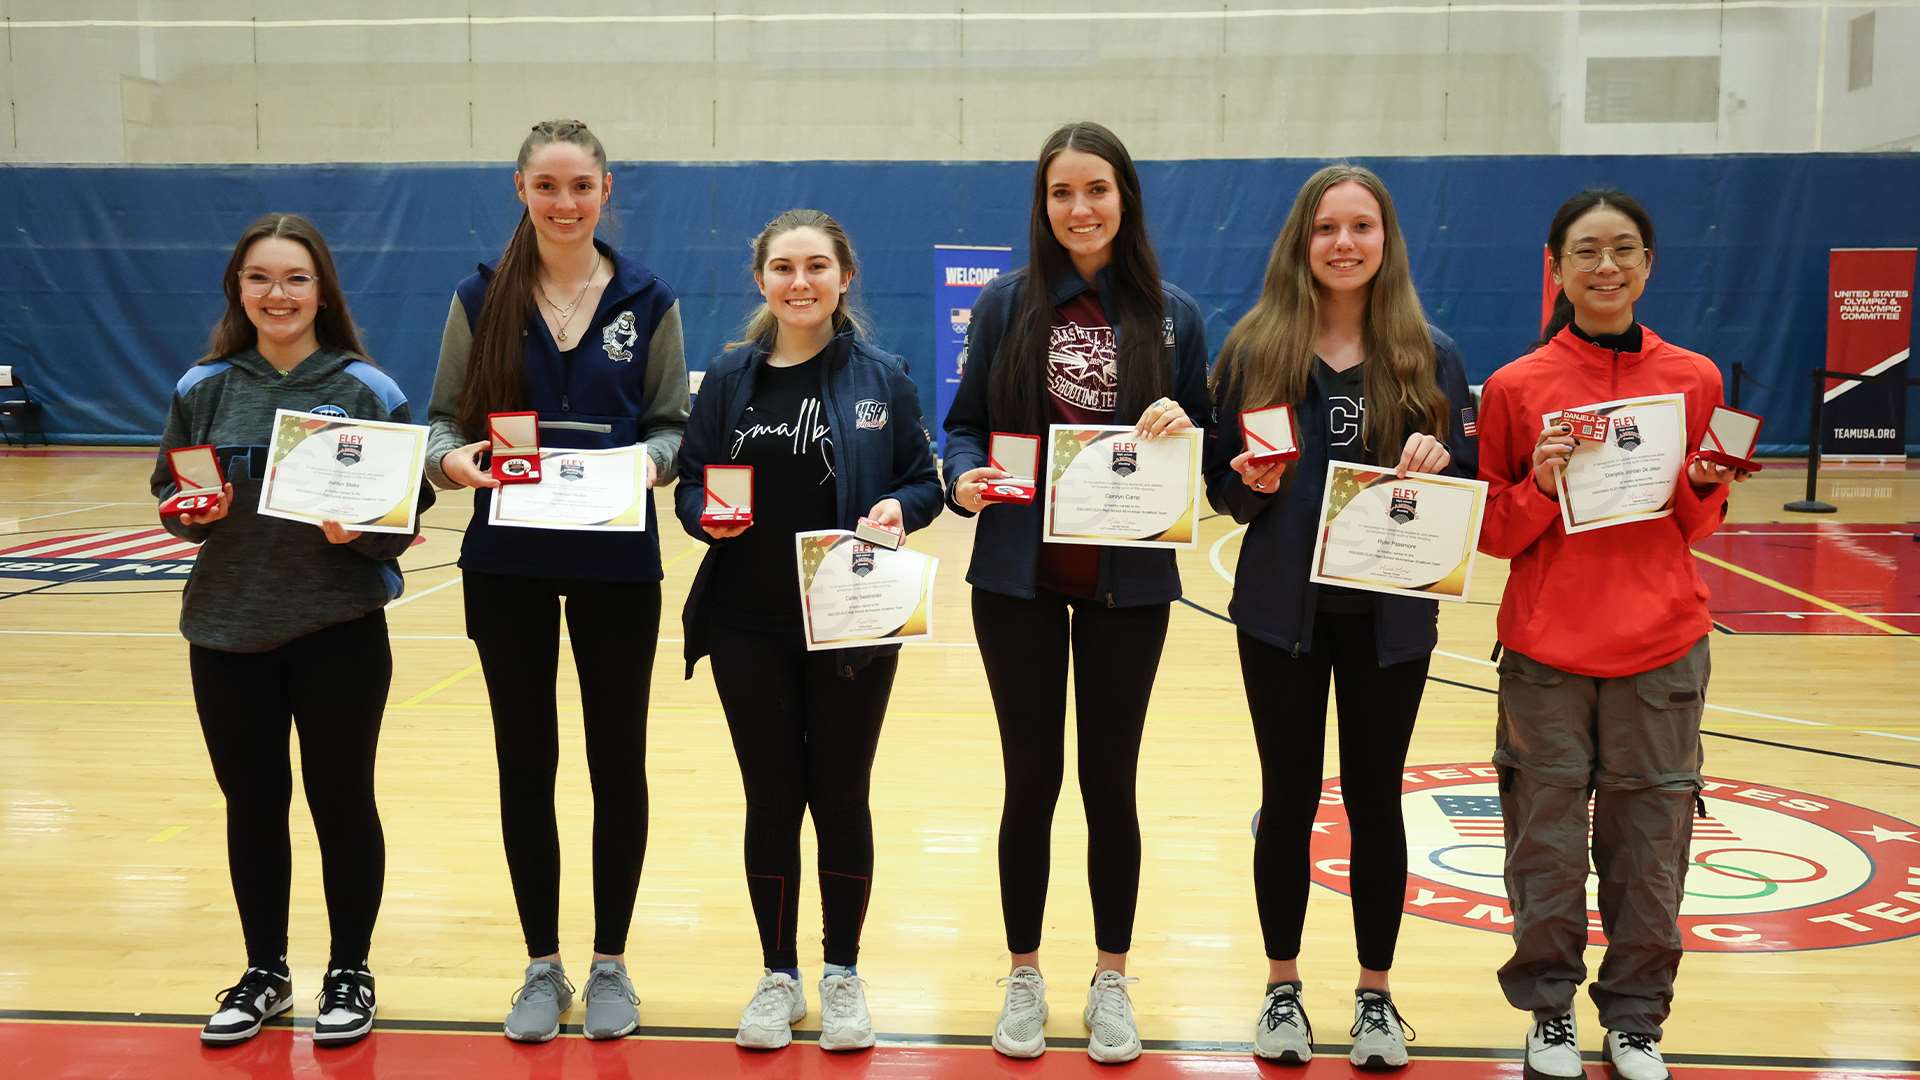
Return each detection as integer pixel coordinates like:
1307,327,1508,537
1822,248,1915,459
1540,244,1562,337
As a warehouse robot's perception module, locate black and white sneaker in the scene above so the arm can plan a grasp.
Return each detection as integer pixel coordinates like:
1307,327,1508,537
202,966,294,1045
314,967,377,1046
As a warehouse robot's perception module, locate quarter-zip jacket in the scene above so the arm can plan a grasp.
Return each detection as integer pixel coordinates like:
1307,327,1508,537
152,348,433,653
1202,328,1479,666
423,240,689,583
674,331,943,676
941,266,1212,607
1477,324,1729,678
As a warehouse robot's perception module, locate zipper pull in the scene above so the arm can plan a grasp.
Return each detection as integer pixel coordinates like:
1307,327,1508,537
1291,642,1303,658
561,395,570,412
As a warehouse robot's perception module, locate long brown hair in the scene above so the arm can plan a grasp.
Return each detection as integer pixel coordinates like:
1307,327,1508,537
733,208,872,349
990,121,1168,436
199,213,366,364
457,118,608,434
1209,163,1445,465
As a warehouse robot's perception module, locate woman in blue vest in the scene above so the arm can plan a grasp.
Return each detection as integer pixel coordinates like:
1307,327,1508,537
424,118,689,1043
942,121,1211,1064
675,208,941,1054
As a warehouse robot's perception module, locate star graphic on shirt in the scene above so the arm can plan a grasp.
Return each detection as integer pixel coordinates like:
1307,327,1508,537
1851,824,1919,844
1310,820,1339,834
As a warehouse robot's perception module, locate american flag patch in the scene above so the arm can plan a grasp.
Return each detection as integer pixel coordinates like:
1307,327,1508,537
1460,407,1478,438
1433,794,1741,840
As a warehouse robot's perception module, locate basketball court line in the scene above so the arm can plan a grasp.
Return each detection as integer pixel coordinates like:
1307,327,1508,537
7,502,117,523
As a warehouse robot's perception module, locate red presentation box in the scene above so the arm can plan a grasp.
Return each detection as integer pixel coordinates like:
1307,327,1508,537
1696,405,1765,472
488,411,543,484
1241,403,1301,463
159,444,225,518
982,431,1039,505
854,516,904,550
702,465,753,527
1557,409,1611,443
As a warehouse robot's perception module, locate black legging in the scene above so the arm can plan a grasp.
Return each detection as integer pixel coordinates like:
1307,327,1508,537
971,587,1171,956
465,571,660,958
707,624,895,969
1240,613,1428,971
189,610,391,970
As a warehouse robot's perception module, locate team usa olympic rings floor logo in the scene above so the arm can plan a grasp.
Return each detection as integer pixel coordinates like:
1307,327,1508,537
1296,764,1920,953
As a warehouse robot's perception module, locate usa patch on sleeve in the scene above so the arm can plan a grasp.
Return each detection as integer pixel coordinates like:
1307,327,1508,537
1461,406,1478,437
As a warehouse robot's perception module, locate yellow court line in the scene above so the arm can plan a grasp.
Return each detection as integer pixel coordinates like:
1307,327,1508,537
147,825,188,843
399,661,484,707
1692,548,1911,636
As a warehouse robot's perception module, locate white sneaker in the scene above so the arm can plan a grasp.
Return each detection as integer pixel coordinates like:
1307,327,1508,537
1082,969,1142,1064
1348,989,1412,1069
1253,982,1312,1063
992,966,1049,1058
818,973,875,1051
1604,1030,1671,1080
735,971,808,1050
1525,1012,1584,1079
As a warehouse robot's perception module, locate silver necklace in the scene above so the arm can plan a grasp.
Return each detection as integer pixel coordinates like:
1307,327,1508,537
536,255,602,342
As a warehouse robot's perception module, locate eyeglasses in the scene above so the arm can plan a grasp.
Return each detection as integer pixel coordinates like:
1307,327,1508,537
238,271,319,299
1562,243,1648,273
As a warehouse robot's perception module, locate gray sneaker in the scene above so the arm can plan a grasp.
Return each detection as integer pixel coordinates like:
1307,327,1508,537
1348,989,1413,1069
582,959,639,1040
503,960,574,1042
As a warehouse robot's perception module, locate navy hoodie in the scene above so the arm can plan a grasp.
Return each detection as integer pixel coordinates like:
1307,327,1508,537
1202,328,1479,666
675,331,943,676
941,266,1212,607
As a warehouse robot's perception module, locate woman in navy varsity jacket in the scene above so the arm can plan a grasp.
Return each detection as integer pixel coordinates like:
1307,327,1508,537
941,121,1210,1065
673,209,940,1054
1202,164,1476,1070
423,119,689,1043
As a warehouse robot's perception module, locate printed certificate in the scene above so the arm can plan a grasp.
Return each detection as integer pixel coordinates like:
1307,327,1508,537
1308,462,1488,602
1547,393,1687,534
256,409,429,534
795,530,937,652
486,445,650,532
1041,425,1202,549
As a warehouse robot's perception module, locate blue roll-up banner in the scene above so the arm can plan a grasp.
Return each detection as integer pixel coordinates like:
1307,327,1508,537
933,244,1014,455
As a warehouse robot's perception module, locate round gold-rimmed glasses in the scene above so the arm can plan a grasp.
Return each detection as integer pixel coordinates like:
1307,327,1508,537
1562,243,1648,273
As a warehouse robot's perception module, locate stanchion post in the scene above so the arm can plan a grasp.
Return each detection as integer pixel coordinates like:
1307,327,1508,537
1785,367,1837,513
1731,362,1743,410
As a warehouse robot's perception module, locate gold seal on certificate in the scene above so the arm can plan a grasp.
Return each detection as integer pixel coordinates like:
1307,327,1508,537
256,409,430,534
1547,393,1687,534
487,444,651,532
1308,462,1489,602
795,530,937,651
1041,425,1202,549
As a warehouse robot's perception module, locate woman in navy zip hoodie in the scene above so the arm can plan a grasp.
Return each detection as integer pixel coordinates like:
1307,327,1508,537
942,121,1211,1065
1202,165,1477,1069
424,119,690,1042
674,209,941,1054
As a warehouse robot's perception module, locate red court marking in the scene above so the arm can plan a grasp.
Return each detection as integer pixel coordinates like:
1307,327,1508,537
1693,524,1920,635
0,1023,1911,1080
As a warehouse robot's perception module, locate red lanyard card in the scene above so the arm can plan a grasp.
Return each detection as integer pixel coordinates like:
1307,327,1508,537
488,411,543,484
1556,409,1611,443
1696,405,1764,472
159,444,225,517
702,465,754,526
983,431,1040,505
1240,403,1301,462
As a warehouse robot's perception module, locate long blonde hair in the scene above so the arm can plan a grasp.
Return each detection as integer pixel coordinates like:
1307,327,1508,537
1209,164,1445,464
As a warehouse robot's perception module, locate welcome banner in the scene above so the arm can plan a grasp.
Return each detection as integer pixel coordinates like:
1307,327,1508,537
932,244,1013,455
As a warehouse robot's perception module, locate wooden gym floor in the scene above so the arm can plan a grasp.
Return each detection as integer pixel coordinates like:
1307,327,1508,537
0,447,1915,1078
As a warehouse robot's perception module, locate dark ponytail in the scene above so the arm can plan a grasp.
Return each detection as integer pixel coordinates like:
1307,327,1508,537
1534,188,1656,348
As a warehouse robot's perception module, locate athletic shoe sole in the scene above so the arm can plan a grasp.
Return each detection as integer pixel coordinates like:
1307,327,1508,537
819,1031,877,1051
1256,1047,1311,1065
735,1027,794,1050
1350,1050,1409,1070
200,996,293,1045
503,1021,560,1043
313,1017,374,1046
991,1031,1046,1058
584,1018,638,1040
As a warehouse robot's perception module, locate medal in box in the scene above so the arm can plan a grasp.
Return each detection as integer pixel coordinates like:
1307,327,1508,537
854,516,904,550
702,464,753,527
488,411,543,484
1240,403,1301,463
1696,405,1764,472
159,444,225,518
982,431,1039,505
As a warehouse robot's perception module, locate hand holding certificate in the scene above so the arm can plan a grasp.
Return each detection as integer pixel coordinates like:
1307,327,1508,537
1309,462,1489,602
257,409,429,534
1546,393,1688,534
487,444,651,531
1041,425,1202,549
795,530,938,651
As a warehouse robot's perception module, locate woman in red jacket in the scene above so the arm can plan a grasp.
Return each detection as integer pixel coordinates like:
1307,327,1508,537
1476,189,1746,1080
